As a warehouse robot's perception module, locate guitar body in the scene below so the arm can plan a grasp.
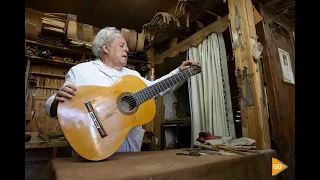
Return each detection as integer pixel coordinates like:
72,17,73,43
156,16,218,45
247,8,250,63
57,75,156,161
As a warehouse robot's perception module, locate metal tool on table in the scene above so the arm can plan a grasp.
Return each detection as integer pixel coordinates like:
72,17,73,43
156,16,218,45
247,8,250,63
176,148,201,156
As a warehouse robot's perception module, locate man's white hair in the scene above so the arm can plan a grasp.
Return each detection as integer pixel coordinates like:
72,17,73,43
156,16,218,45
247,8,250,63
92,27,123,58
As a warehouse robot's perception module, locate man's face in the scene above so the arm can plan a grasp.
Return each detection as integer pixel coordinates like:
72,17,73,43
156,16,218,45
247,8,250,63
105,35,129,66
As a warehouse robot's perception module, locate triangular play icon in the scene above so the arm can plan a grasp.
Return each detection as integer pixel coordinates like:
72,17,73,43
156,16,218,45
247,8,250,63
272,157,288,176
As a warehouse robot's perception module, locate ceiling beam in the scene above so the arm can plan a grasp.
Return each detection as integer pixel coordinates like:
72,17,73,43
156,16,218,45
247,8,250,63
146,0,224,50
274,2,295,14
156,15,229,63
263,0,283,7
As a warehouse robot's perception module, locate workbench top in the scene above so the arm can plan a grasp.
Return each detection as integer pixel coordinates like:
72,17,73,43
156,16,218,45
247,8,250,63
46,149,276,180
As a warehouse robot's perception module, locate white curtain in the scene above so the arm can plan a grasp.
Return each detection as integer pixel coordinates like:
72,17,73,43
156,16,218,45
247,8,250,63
187,32,236,144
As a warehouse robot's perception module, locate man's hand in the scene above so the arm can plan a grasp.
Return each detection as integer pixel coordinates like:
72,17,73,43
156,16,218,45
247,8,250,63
50,84,77,117
54,84,77,102
179,60,199,72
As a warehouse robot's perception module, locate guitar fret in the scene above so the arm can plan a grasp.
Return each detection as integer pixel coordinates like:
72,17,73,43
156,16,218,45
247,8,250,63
146,89,151,99
173,76,179,84
134,65,200,105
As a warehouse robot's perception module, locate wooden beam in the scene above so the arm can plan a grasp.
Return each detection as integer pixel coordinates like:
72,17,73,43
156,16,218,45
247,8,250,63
274,3,295,14
153,96,164,150
166,1,184,19
263,0,283,7
227,0,270,149
253,5,262,25
157,15,229,63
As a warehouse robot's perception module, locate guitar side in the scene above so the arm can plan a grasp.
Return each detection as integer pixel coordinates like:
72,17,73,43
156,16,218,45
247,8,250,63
57,75,156,161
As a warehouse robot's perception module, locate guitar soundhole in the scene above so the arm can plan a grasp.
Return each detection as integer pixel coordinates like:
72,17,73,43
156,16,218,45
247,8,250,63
119,95,137,113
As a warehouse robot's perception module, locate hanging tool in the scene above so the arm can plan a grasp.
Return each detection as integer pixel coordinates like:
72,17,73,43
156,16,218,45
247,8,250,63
244,68,254,106
235,5,244,50
235,68,246,109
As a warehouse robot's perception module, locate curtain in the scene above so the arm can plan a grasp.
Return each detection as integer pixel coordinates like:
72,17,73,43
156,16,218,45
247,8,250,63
187,32,236,144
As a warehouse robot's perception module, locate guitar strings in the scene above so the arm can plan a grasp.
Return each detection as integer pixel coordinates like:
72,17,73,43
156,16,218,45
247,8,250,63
115,77,180,108
91,66,200,121
101,66,199,111
115,68,195,107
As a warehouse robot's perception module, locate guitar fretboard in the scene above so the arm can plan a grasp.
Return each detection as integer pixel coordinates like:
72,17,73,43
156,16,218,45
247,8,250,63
132,69,193,105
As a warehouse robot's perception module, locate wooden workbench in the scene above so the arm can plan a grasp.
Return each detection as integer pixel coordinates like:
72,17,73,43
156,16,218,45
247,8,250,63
42,149,277,180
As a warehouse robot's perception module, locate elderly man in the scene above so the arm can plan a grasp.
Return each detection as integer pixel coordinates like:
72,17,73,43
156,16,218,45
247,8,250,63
45,26,198,153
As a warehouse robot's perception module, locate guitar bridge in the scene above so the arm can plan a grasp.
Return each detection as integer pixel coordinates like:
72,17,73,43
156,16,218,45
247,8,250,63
84,101,107,138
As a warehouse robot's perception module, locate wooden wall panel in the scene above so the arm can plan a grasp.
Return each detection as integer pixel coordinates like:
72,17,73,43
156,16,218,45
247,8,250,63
257,6,295,180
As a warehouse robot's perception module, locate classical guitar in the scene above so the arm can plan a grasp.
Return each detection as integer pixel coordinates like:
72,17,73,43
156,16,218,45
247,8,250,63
57,64,201,161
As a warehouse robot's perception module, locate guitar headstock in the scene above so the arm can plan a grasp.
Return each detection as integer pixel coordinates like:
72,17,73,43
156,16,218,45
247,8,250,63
189,63,202,75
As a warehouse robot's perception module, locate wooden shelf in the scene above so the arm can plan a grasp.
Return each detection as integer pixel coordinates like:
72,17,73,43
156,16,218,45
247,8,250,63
26,53,149,67
143,138,152,144
36,86,60,90
25,140,69,149
25,39,150,65
26,55,77,67
31,72,65,78
127,59,151,64
25,39,93,55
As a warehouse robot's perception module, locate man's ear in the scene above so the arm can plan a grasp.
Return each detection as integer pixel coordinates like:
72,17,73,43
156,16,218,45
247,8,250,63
102,44,109,54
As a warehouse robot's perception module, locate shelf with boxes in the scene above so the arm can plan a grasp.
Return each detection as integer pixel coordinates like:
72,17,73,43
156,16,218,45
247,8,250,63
24,38,86,136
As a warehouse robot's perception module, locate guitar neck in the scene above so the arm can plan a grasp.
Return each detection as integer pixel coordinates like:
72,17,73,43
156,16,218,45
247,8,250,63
132,67,197,105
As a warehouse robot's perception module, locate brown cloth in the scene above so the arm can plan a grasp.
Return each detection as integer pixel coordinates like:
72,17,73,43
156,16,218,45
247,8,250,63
43,149,276,180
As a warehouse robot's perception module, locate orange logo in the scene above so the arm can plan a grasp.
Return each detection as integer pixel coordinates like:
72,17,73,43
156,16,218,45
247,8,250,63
272,157,288,176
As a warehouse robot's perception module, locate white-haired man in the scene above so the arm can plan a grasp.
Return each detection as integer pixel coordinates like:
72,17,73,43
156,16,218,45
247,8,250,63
45,26,198,153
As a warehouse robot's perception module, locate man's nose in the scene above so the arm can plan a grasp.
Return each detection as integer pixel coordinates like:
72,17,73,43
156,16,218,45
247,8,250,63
124,45,129,52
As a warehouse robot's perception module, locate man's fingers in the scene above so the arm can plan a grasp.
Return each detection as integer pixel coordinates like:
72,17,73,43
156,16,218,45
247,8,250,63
65,84,77,91
55,96,65,102
61,86,77,96
188,60,199,65
57,91,74,99
179,60,199,72
184,60,199,66
180,66,190,71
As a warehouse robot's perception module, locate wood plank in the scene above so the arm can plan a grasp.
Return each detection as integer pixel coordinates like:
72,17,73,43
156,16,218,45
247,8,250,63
237,0,252,137
27,54,149,67
228,0,249,136
227,0,271,149
241,0,270,149
147,48,156,68
258,7,295,180
25,140,69,149
50,149,277,180
31,72,65,78
244,0,258,39
25,59,31,95
26,55,77,67
143,139,152,144
253,5,262,25
25,39,93,55
228,0,243,71
153,96,164,150
127,59,151,64
158,15,229,63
